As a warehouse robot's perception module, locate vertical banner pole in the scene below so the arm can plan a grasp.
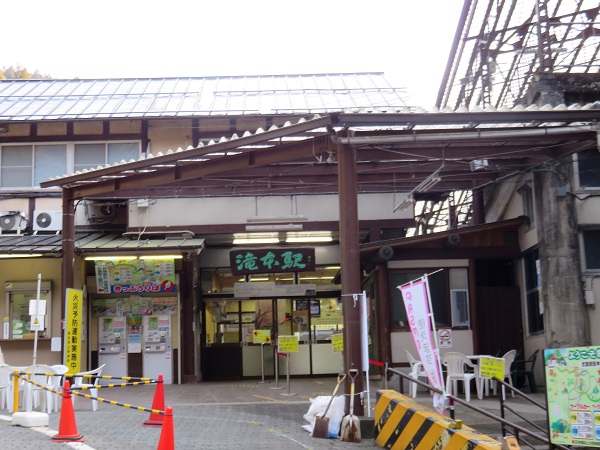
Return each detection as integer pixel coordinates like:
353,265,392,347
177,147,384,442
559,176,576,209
360,291,371,417
271,349,284,390
259,342,265,384
286,354,291,394
33,273,42,366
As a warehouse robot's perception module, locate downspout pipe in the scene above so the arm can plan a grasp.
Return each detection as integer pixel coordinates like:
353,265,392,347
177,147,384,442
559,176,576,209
331,125,598,145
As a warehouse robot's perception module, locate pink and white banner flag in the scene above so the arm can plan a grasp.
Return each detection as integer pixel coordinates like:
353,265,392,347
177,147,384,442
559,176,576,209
399,278,445,398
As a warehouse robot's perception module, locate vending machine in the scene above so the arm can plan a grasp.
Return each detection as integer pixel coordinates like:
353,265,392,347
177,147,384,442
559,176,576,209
98,316,127,382
142,315,172,384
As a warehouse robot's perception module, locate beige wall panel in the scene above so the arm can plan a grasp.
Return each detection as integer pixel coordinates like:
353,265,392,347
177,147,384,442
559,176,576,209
110,120,142,134
148,119,191,153
0,199,30,211
34,198,63,211
198,118,230,133
236,117,267,132
37,122,67,136
2,123,30,137
0,258,63,366
74,121,103,135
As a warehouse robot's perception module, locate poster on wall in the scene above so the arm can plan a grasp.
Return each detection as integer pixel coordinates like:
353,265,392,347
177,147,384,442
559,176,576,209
545,346,600,447
92,297,177,317
94,259,176,294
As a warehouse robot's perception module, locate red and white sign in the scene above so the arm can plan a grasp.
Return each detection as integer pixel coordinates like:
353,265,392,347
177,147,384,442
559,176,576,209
438,329,452,348
399,278,445,394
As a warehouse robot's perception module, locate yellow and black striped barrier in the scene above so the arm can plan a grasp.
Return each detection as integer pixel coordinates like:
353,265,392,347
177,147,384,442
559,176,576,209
69,389,165,415
374,390,502,449
13,371,162,415
16,374,164,416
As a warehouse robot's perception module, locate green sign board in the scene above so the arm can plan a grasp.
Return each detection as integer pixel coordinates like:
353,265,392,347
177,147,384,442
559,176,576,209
545,346,600,447
229,248,315,275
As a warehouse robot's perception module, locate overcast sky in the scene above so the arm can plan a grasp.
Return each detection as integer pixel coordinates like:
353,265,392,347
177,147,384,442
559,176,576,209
3,0,463,105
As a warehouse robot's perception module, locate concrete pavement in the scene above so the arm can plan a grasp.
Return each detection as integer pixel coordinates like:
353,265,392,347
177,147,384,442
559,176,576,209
0,376,549,449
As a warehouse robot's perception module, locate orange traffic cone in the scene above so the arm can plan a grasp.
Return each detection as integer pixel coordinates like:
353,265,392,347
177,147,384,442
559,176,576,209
51,380,84,443
156,406,174,450
144,374,165,427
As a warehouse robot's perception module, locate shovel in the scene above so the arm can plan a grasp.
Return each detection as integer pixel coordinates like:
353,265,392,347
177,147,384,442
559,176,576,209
340,368,361,442
312,373,345,439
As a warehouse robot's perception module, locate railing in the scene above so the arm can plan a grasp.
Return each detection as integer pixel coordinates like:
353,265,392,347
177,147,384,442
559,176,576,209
384,365,571,450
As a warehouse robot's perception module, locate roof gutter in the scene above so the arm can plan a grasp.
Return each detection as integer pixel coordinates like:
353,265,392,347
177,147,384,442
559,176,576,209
331,124,599,145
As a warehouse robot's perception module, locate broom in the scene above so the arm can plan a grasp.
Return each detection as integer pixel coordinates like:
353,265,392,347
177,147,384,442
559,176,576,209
312,373,345,439
340,368,361,442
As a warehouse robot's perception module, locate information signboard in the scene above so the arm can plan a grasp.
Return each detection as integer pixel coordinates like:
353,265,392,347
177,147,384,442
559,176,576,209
277,335,299,353
545,346,600,447
331,333,344,352
252,330,271,344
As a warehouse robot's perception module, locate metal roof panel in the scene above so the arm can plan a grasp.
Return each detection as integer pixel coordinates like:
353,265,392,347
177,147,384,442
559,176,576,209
0,73,407,121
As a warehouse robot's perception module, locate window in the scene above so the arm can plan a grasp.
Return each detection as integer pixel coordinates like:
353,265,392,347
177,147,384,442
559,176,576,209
451,290,469,326
0,141,140,188
523,248,544,334
518,184,535,228
390,269,460,328
577,149,600,189
450,268,469,327
583,230,600,270
6,281,51,339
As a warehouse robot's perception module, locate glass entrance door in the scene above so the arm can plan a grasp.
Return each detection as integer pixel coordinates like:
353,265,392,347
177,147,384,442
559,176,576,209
202,297,343,380
276,298,343,376
203,300,243,380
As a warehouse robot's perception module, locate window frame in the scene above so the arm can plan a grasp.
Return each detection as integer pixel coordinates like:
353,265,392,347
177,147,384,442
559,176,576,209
0,140,141,189
575,149,600,190
5,280,52,340
523,248,544,335
518,183,535,229
582,229,600,271
389,268,469,331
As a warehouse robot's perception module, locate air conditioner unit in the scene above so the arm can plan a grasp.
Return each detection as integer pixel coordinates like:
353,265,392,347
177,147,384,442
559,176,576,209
86,202,117,222
0,211,27,234
33,210,63,232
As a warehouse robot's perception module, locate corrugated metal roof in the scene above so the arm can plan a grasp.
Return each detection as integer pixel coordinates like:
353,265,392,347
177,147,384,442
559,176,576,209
0,73,408,121
77,233,205,253
0,232,204,255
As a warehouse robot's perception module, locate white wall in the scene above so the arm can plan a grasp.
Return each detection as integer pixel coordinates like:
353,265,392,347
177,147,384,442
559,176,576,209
128,193,413,227
391,330,474,363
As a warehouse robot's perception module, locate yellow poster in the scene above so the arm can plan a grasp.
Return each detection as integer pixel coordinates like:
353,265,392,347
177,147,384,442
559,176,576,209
65,288,83,373
252,329,271,344
278,335,299,353
479,356,504,380
331,333,344,352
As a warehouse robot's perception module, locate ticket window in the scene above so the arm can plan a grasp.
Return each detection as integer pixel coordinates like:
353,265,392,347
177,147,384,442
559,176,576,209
6,281,51,339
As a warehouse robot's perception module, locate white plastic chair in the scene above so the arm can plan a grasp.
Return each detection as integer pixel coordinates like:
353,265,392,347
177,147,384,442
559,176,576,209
0,365,12,410
50,364,69,412
71,364,105,411
22,364,55,413
493,349,517,400
405,351,428,398
441,352,482,402
3,366,26,412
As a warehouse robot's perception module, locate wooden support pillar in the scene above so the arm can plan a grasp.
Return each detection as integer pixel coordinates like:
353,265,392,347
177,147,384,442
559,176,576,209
375,265,392,368
61,188,76,337
337,130,364,416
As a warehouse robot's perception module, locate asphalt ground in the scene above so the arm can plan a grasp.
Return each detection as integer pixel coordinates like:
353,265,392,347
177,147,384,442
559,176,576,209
0,375,549,449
